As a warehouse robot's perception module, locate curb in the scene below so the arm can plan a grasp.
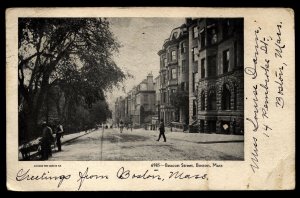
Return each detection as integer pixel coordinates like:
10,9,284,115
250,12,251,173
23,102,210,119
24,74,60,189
61,130,95,145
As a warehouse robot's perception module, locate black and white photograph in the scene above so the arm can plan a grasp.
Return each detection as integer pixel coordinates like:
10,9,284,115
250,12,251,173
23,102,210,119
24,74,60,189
18,17,244,161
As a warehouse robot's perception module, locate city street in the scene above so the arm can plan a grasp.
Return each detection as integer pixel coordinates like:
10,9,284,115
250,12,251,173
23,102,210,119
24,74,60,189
49,128,244,161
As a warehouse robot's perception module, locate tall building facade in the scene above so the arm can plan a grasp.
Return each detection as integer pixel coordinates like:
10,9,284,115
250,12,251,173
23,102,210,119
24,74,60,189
154,75,161,121
158,18,244,134
187,19,199,125
193,18,244,134
158,25,189,125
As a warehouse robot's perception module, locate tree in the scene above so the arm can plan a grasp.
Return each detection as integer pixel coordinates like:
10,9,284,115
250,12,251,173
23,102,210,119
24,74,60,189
18,18,126,141
89,100,112,124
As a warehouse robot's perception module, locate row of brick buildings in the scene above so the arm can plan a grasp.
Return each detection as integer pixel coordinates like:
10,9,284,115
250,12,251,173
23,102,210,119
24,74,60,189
115,18,244,134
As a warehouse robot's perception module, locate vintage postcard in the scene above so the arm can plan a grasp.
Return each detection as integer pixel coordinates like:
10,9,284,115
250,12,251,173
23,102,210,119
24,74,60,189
6,7,295,190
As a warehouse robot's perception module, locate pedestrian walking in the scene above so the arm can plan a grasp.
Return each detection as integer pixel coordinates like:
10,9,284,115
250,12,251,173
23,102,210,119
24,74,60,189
157,119,166,142
40,121,54,160
56,122,64,152
119,120,124,133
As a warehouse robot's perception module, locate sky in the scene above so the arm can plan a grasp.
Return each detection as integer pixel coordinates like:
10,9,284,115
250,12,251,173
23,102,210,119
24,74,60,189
106,18,185,110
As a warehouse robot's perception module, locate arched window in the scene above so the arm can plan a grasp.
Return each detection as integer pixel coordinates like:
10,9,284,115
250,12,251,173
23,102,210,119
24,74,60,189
222,84,231,110
201,91,205,110
207,89,216,110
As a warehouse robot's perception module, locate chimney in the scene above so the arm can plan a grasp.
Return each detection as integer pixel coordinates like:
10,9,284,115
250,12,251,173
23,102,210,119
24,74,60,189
147,73,154,90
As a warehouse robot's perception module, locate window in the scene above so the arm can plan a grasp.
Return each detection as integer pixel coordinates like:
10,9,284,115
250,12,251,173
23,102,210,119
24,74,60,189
144,94,148,103
207,55,217,77
181,42,186,53
181,82,185,91
171,50,177,61
207,25,217,45
192,73,196,92
193,26,198,38
164,58,167,67
201,91,205,110
171,68,177,79
207,89,216,110
223,49,230,74
193,47,198,62
172,32,178,39
182,60,186,73
200,28,205,48
163,92,166,103
222,84,231,110
161,74,166,84
166,69,169,80
201,58,205,78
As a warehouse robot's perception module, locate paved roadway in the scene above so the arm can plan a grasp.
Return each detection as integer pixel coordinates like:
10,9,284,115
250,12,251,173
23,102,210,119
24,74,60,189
48,128,244,161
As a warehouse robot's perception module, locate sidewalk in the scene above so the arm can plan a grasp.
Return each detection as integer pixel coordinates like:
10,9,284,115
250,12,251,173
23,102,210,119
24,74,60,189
130,127,244,143
18,129,96,160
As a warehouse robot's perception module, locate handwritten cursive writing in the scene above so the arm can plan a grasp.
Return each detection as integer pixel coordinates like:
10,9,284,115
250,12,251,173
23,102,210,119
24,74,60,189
260,59,270,119
169,171,208,180
244,27,261,79
246,85,259,132
274,22,285,58
250,137,259,173
77,167,109,190
275,63,286,108
117,167,164,180
16,169,71,188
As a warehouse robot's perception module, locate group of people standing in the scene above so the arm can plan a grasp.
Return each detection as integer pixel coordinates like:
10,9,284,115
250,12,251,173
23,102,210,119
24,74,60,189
118,120,133,133
40,121,64,160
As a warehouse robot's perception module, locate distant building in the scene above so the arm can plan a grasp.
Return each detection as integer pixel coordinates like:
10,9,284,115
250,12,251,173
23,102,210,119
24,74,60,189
114,96,125,125
115,73,156,127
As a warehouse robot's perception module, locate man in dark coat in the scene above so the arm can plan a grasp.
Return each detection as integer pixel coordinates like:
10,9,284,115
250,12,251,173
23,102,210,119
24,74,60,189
40,121,54,160
157,119,166,142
